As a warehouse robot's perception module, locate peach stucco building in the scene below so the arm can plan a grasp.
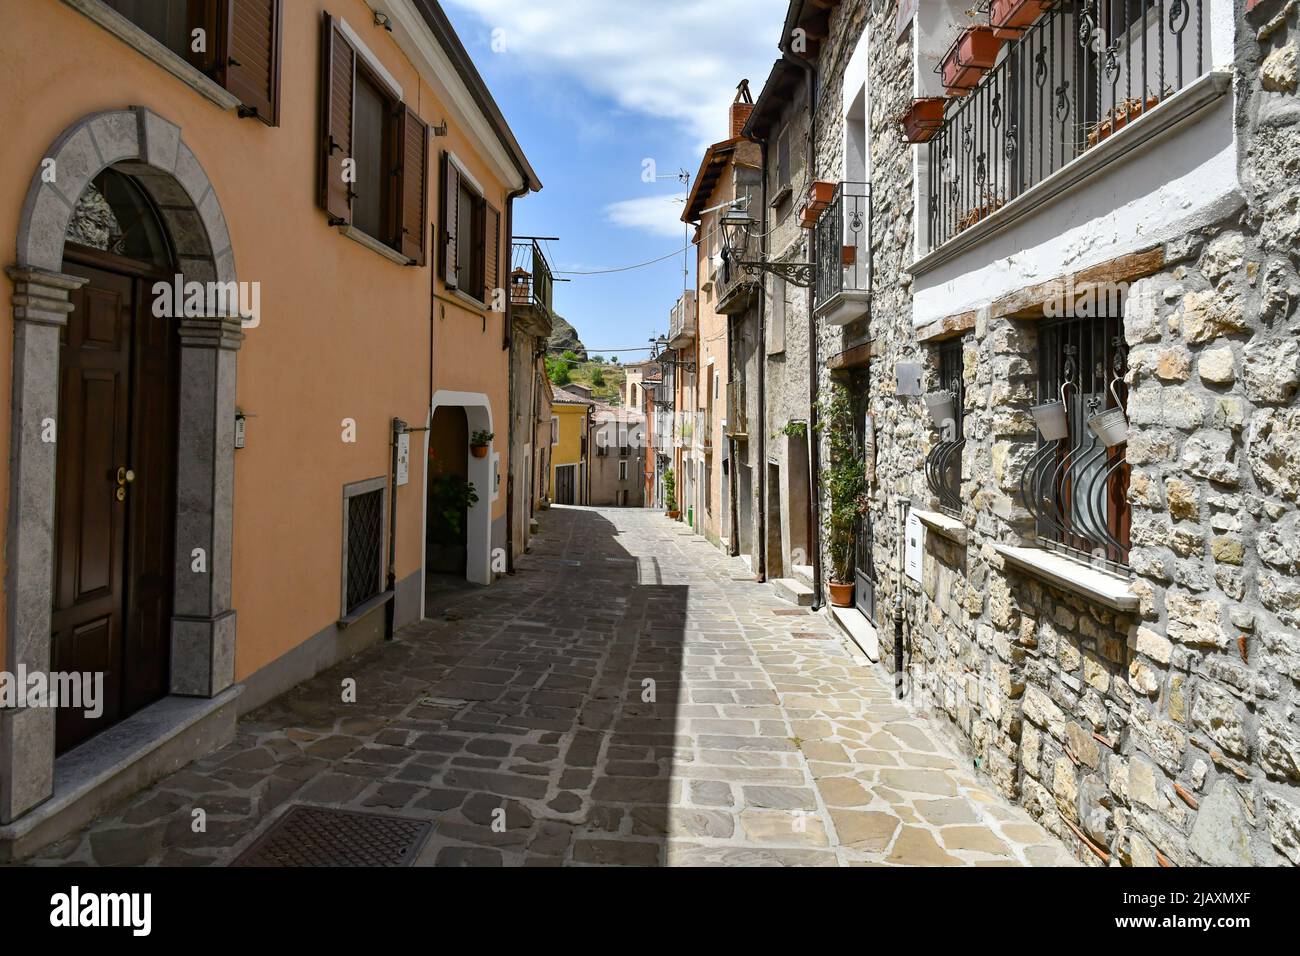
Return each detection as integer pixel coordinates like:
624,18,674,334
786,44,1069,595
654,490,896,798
0,0,539,857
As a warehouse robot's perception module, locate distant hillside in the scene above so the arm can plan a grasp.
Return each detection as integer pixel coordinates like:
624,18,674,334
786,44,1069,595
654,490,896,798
548,312,586,359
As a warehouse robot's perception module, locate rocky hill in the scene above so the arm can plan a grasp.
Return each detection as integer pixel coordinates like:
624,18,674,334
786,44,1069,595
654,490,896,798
548,312,587,360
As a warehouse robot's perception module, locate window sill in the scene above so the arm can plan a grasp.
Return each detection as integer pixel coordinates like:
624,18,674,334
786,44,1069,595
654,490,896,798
913,508,967,545
338,226,415,266
993,544,1138,612
770,185,793,208
337,589,394,630
910,69,1234,279
62,0,241,112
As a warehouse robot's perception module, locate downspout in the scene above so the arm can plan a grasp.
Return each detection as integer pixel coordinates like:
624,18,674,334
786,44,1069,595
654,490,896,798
781,44,822,611
503,185,529,575
755,135,769,583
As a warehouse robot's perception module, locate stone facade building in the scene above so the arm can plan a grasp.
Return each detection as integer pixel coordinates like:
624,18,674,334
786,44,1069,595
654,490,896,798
697,0,1300,866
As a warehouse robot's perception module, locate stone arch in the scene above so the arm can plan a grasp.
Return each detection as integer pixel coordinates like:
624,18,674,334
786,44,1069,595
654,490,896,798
3,107,242,825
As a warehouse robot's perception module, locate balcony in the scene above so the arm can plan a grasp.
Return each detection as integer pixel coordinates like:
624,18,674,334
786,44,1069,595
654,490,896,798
725,381,748,438
669,290,697,348
715,253,760,316
925,0,1212,253
510,239,555,337
813,181,871,326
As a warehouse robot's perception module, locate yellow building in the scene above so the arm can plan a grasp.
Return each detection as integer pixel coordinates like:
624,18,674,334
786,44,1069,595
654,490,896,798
550,387,591,505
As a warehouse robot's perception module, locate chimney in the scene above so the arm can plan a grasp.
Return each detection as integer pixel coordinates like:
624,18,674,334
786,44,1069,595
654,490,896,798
730,79,754,139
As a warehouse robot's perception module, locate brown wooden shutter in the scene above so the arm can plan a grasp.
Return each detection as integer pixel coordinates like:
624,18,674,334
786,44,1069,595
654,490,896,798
484,203,500,303
441,152,460,287
319,13,355,225
396,105,428,265
222,0,283,126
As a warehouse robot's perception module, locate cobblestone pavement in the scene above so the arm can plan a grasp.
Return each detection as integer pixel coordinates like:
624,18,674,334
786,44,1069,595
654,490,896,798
30,506,1076,867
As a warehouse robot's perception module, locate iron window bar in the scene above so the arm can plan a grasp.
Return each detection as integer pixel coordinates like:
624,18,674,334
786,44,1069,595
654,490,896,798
925,0,1206,252
1021,314,1130,570
346,489,385,614
925,338,966,516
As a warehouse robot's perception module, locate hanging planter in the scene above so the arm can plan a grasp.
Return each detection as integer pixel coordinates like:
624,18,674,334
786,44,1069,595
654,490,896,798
899,96,946,143
798,180,838,228
1030,400,1069,440
1087,407,1129,447
924,391,957,428
989,0,1051,38
1086,93,1163,148
938,26,1003,96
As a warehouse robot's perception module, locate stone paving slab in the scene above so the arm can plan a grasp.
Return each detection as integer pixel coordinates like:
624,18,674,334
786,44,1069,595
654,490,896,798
25,506,1077,867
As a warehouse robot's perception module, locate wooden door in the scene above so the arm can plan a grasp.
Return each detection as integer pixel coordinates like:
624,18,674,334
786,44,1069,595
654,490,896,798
53,261,176,754
556,465,575,505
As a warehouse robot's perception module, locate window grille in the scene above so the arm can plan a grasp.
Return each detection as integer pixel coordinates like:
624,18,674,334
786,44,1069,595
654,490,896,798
925,338,966,516
1021,315,1130,568
345,488,384,613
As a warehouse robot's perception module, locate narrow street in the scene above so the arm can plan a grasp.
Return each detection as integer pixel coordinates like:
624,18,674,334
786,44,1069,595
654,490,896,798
34,507,1074,867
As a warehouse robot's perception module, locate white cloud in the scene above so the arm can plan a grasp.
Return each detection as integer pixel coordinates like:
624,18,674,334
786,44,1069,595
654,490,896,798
604,193,689,239
444,0,787,148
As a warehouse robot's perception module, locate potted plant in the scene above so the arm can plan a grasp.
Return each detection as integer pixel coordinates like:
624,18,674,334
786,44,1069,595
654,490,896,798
1086,93,1162,148
470,429,494,458
938,26,1003,95
817,384,866,608
956,195,1005,233
989,0,1051,37
664,467,679,519
898,97,946,143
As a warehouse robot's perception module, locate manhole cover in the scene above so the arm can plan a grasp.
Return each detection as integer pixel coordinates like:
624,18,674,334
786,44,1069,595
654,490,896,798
231,806,432,867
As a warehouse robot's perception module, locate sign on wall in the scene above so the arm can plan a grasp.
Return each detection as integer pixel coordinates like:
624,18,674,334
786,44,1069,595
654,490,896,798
396,432,410,487
905,510,923,582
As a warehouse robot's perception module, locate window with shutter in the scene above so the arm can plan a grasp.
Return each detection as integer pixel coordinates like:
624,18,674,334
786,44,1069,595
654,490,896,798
440,152,492,301
441,152,460,286
105,0,283,126
318,13,428,264
320,14,355,226
484,204,500,305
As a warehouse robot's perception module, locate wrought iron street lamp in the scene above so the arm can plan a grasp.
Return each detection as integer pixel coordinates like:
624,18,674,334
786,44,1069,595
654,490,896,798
720,204,815,288
649,335,695,375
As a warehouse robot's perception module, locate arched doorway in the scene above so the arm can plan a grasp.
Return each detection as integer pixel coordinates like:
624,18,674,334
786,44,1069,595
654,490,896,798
54,168,180,753
3,107,242,824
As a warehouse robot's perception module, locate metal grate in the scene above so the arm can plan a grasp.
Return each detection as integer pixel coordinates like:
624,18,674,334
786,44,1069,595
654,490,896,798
1021,314,1130,567
925,338,966,516
231,806,432,867
346,488,384,613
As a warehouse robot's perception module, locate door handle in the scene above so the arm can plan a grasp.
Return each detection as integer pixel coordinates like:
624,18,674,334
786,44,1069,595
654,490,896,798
116,467,135,486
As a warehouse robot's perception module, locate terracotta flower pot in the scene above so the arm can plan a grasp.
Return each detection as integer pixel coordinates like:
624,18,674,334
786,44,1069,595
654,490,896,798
900,97,946,143
798,182,837,229
940,27,1003,95
667,510,680,520
471,444,488,459
989,0,1051,36
828,581,854,608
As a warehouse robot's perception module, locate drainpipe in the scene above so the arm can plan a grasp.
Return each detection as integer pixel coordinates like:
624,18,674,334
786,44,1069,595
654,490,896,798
503,185,529,574
386,417,406,639
780,43,822,610
755,136,769,583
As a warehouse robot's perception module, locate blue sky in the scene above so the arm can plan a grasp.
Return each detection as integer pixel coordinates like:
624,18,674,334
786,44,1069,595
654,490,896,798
443,0,789,360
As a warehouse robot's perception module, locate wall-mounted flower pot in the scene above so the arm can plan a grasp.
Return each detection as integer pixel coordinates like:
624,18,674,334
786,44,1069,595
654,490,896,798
797,181,837,229
1087,407,1128,447
939,27,1003,95
470,444,489,459
924,391,957,428
841,245,857,267
1031,400,1069,440
828,581,854,608
900,97,946,143
989,0,1051,37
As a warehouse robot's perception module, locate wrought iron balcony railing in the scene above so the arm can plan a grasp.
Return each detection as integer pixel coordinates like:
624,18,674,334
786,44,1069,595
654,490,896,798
813,181,872,326
669,290,697,346
510,239,554,316
926,0,1209,251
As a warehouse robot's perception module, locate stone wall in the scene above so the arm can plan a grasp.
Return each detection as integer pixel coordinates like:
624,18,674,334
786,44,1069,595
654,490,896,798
808,0,1300,865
